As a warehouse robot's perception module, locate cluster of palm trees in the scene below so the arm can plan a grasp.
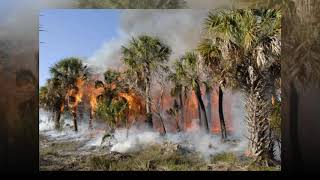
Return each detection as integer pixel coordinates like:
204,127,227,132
40,58,89,131
198,9,281,165
40,9,281,165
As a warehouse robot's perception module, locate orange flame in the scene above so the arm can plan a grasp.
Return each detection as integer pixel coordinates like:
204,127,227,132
118,92,134,109
118,92,142,112
118,91,145,124
89,87,104,112
60,103,64,112
66,78,85,109
75,78,84,105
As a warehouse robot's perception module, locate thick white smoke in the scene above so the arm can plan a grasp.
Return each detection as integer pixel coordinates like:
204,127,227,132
106,128,248,160
87,10,208,71
229,91,248,139
39,108,106,146
87,32,129,71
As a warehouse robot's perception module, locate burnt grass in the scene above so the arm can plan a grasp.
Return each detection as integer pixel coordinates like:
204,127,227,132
39,134,280,171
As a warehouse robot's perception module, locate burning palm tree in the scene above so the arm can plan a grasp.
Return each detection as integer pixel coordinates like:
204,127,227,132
95,69,142,133
168,68,187,132
49,57,89,132
172,52,210,133
39,78,66,130
121,35,171,129
197,38,228,140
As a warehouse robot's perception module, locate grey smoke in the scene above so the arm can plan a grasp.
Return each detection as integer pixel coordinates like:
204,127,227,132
229,91,247,139
39,109,248,159
88,9,208,70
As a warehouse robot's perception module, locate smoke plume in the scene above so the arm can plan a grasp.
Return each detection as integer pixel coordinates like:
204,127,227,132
88,10,208,70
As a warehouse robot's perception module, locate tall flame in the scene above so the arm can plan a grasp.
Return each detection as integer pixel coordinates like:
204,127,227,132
118,91,145,125
89,87,104,112
66,78,85,109
118,91,143,113
76,78,85,104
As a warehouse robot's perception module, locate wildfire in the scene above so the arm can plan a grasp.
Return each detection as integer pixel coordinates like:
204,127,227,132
60,103,64,112
184,91,198,131
66,78,85,109
118,92,134,109
75,78,85,104
89,87,104,112
61,75,236,135
118,91,144,113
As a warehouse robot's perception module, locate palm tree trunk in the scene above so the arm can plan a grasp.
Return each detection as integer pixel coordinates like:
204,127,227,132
198,101,202,127
72,106,78,132
54,110,61,130
218,85,227,140
145,69,153,129
89,107,93,129
175,116,180,132
269,85,278,158
158,88,166,135
246,79,273,165
195,81,209,133
179,92,184,131
206,89,212,131
159,115,166,135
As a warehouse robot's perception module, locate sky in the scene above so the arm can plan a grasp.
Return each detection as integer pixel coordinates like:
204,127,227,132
39,10,121,86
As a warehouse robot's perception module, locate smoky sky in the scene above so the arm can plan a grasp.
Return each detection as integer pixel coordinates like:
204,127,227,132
88,10,209,71
0,0,236,76
0,0,234,43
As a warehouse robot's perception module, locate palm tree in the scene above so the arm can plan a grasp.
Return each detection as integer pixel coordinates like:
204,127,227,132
78,0,187,8
172,52,210,133
168,70,187,131
39,78,66,129
121,35,171,129
95,69,131,133
96,96,129,132
49,57,89,132
197,38,228,139
204,9,281,164
203,82,213,132
39,86,49,110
